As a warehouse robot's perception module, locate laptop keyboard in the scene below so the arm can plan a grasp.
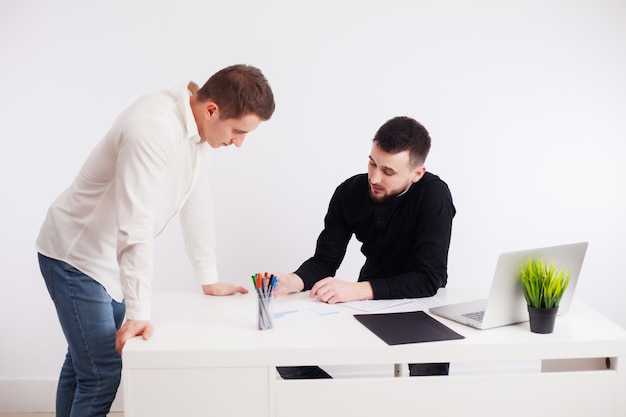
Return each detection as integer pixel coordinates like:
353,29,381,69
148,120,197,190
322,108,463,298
462,311,485,322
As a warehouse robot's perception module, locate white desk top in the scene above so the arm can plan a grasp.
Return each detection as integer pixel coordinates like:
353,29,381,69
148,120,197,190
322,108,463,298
123,289,626,369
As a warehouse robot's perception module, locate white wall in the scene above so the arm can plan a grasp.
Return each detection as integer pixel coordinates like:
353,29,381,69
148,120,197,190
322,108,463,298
1,0,625,411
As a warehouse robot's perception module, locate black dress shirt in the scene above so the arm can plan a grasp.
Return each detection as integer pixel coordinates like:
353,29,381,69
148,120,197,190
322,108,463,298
295,172,455,299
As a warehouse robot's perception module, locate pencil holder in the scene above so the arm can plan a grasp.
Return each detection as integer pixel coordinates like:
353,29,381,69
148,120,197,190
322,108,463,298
257,292,274,330
252,273,277,330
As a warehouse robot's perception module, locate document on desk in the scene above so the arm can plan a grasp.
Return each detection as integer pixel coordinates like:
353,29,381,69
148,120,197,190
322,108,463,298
240,298,341,324
341,297,442,313
354,311,465,345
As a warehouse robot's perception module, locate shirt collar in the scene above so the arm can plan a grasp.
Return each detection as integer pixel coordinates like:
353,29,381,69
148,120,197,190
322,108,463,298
182,82,201,144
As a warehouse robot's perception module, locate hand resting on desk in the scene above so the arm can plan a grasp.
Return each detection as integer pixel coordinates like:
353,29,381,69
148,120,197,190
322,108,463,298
273,273,374,304
310,277,373,304
202,282,249,296
272,273,305,297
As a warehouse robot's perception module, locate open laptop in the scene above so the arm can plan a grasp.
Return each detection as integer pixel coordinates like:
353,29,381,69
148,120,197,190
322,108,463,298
429,242,588,329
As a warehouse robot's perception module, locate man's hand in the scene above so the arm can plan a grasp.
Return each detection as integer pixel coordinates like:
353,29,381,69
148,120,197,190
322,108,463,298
116,319,154,355
273,273,304,297
202,282,249,296
310,277,373,304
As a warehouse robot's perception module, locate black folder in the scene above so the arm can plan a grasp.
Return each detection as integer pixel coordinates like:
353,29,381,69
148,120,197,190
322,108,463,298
354,310,465,345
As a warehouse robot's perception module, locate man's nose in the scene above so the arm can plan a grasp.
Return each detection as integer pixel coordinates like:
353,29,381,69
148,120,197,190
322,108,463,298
370,169,382,184
232,136,245,148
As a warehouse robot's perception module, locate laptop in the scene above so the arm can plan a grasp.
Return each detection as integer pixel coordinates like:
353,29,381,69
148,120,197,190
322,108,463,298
429,242,588,330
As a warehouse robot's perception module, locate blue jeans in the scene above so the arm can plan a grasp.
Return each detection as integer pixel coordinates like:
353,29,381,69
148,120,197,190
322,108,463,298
38,253,125,417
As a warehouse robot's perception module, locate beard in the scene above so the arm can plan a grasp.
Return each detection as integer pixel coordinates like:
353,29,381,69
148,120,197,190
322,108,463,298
368,181,413,203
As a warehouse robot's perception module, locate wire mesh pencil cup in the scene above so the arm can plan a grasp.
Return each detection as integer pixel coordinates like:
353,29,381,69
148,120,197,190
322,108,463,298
257,291,274,330
253,273,276,330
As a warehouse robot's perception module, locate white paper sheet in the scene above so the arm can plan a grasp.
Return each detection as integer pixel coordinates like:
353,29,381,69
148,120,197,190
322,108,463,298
341,297,442,313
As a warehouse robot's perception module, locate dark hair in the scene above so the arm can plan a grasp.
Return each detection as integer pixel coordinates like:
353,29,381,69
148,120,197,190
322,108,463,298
197,64,275,121
373,116,431,167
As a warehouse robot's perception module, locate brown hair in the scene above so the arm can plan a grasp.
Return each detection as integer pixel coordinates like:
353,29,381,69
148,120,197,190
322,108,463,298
197,64,275,121
373,116,431,167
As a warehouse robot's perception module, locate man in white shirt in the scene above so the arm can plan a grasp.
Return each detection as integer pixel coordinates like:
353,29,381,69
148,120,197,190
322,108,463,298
36,64,275,417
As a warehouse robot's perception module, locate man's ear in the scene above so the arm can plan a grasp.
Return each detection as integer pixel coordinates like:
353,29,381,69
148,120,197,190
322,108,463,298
412,166,426,183
204,102,218,119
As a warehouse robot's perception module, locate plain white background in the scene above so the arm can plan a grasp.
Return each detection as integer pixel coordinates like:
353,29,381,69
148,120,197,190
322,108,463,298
1,0,625,411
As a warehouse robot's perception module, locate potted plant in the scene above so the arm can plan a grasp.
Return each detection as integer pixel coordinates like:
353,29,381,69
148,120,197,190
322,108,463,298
519,258,571,334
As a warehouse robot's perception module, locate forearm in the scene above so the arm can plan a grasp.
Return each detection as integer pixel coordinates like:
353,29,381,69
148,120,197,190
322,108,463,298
118,241,154,320
367,268,446,299
354,281,374,300
180,165,219,285
293,257,337,290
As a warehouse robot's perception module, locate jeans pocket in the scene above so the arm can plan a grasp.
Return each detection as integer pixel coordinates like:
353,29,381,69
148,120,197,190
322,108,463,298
38,252,56,299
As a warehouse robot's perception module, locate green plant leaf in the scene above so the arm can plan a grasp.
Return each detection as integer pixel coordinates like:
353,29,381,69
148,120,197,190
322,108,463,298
519,258,571,308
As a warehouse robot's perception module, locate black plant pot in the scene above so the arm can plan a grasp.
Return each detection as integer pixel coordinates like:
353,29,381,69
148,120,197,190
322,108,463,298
527,305,559,334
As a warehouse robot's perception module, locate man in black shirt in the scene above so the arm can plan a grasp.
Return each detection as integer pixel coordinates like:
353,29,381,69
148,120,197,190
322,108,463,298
275,116,455,379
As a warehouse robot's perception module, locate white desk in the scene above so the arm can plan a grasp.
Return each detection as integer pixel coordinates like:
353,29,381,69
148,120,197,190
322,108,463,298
122,289,626,417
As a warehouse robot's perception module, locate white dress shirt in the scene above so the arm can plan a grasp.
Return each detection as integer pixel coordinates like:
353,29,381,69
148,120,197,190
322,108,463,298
36,83,217,320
